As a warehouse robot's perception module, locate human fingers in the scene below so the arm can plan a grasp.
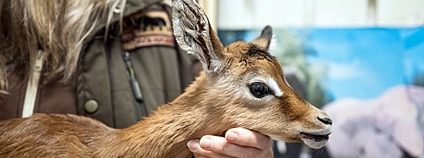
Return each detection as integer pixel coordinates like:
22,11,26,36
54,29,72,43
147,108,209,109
225,127,272,150
192,135,271,158
188,139,235,158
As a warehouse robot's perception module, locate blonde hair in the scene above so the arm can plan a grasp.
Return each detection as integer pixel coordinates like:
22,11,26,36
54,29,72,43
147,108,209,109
0,0,126,95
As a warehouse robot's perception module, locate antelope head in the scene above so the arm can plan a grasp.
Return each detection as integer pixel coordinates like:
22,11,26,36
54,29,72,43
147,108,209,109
172,0,332,149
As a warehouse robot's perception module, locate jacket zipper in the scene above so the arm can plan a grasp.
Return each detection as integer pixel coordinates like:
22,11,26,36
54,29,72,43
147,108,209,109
122,51,147,119
122,51,143,102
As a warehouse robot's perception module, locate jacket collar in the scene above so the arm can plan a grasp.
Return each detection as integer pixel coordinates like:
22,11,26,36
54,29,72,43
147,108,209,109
89,0,164,40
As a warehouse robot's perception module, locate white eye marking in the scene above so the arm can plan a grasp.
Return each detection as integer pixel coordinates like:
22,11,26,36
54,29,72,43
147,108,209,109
268,78,283,97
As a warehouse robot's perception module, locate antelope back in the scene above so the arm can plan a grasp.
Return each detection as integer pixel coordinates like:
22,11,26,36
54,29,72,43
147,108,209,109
172,0,332,149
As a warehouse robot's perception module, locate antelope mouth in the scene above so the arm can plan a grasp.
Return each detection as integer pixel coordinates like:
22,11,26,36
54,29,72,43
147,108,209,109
301,132,329,142
299,132,330,149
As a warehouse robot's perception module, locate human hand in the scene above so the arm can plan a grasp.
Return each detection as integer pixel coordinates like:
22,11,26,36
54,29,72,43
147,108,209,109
187,127,273,158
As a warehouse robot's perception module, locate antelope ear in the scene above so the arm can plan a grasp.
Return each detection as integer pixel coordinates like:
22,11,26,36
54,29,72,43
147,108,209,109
172,0,225,72
250,25,273,51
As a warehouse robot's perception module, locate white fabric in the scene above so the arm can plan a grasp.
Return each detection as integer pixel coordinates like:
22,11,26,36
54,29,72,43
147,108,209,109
22,51,45,118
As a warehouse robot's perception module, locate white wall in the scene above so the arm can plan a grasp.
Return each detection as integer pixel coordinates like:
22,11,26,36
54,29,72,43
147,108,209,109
217,0,424,29
377,0,424,26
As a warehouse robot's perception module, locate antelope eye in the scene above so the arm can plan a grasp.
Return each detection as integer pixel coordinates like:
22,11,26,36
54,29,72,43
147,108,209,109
249,82,272,98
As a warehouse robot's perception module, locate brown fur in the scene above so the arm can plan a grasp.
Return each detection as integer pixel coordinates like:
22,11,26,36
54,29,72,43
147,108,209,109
0,0,332,157
0,41,330,158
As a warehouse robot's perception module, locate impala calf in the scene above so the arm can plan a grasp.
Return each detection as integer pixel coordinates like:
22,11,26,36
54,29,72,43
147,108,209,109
0,0,332,157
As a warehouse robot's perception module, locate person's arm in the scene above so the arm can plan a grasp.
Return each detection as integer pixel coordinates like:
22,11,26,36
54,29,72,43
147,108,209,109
188,128,273,158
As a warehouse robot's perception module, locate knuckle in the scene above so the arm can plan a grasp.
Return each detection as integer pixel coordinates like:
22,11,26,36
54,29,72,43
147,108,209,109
240,147,257,158
193,154,205,158
193,150,214,158
220,141,230,152
263,137,272,149
191,143,216,158
263,146,274,158
258,136,272,149
244,137,254,147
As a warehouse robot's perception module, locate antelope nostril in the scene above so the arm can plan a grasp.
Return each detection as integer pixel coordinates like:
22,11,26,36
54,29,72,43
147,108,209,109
317,116,332,125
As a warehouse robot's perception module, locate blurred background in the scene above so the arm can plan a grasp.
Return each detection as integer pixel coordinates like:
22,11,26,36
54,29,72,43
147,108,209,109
198,0,424,157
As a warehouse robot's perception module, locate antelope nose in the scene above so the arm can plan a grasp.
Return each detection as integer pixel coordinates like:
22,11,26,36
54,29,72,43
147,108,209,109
317,116,332,125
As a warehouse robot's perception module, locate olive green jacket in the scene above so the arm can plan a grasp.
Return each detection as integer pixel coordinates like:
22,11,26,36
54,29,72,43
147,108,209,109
78,1,195,128
0,0,196,128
